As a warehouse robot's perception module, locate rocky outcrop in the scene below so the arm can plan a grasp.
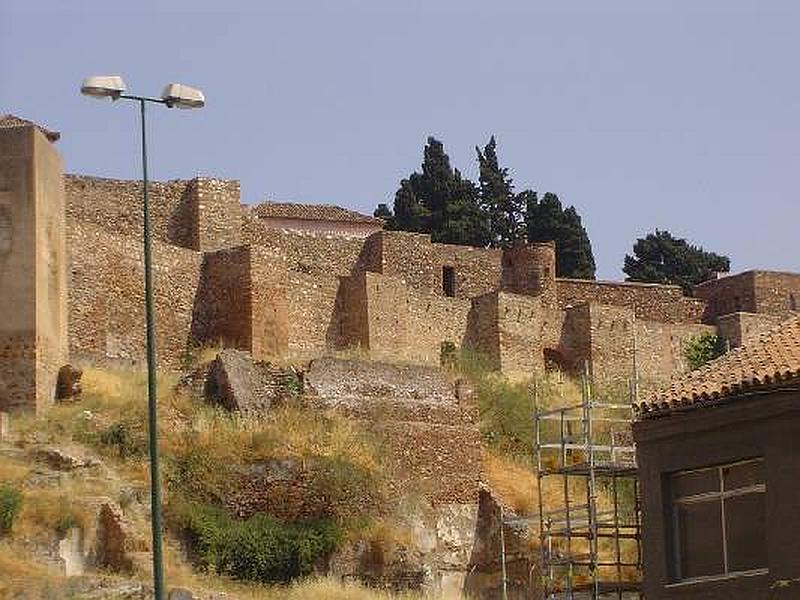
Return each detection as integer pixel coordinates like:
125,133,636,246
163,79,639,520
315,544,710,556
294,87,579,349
465,487,537,600
35,444,101,471
55,364,83,401
304,357,486,597
94,502,136,573
305,356,456,407
203,349,299,414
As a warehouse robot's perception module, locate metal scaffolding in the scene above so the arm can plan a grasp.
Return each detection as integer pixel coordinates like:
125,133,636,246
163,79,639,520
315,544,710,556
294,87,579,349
533,371,644,599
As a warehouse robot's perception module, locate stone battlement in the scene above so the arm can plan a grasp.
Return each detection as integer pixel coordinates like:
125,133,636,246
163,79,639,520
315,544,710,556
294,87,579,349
2,120,800,412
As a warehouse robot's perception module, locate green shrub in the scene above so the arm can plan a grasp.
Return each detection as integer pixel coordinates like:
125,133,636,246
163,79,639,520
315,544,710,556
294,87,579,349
684,332,726,370
283,371,303,398
97,421,147,459
0,485,22,536
309,456,382,519
171,500,343,583
54,510,81,537
164,435,233,505
476,376,534,458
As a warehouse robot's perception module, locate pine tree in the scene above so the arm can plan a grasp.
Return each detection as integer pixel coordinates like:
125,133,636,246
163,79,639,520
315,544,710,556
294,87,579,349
391,179,429,232
382,137,489,246
623,230,730,294
436,170,488,246
525,192,596,279
477,136,525,248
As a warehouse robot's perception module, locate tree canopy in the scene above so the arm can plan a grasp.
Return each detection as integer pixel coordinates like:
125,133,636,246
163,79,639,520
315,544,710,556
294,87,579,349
524,192,596,279
378,135,596,279
476,136,525,248
623,230,730,294
381,137,490,246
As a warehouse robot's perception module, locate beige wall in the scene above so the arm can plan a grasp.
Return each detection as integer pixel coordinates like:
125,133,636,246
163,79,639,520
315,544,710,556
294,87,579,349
68,222,202,368
717,311,786,349
0,126,67,412
252,216,381,239
34,130,68,411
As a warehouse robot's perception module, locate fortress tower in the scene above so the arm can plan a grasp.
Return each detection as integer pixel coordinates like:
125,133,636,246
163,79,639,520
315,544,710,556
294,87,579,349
0,119,67,413
501,240,556,306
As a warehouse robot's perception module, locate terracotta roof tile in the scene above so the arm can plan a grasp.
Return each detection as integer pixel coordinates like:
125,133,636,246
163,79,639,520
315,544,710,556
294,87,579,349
0,113,60,142
250,200,382,225
638,315,800,418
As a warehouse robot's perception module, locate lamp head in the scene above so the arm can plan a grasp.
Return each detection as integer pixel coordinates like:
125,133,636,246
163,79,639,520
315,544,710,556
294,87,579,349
80,75,127,100
161,83,205,109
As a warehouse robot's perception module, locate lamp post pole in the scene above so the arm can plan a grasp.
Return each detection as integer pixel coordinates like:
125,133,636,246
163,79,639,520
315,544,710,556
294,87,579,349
82,77,205,600
136,95,165,600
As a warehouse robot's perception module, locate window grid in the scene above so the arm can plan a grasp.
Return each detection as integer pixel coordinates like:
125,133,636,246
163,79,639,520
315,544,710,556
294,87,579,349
671,458,766,582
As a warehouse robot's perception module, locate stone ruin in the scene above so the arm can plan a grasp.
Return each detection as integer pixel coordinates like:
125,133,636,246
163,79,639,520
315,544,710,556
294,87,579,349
2,113,799,598
2,114,799,414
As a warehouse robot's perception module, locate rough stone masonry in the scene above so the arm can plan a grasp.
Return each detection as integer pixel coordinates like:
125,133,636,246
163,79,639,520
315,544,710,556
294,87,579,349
1,114,799,413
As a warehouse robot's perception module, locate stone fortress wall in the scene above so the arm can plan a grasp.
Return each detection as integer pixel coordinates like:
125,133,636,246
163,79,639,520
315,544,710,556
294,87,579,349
4,121,800,413
6,118,800,597
0,125,67,413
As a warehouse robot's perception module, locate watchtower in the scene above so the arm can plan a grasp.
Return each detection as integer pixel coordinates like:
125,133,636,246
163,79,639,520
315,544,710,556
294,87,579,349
0,120,68,413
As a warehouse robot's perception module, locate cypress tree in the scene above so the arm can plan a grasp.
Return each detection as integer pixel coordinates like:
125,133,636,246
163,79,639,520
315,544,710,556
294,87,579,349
526,192,596,279
391,179,429,232
382,137,489,246
477,136,525,248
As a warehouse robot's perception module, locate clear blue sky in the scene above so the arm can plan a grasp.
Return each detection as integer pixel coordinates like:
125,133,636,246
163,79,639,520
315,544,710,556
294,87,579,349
2,1,798,280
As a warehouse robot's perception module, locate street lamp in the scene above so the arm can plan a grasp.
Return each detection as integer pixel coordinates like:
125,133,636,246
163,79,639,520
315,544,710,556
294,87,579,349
81,75,204,600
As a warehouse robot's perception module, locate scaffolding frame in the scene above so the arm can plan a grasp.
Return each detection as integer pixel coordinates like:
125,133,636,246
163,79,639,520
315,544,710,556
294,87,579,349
533,369,644,599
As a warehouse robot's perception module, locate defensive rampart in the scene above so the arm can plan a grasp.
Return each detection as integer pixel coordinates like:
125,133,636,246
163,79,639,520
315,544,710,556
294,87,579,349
5,117,795,412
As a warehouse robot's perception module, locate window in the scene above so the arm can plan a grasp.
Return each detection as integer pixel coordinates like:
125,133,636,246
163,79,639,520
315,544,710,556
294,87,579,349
442,266,456,297
669,458,767,583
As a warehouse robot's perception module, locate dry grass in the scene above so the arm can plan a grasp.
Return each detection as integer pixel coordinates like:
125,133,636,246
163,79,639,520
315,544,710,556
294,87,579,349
164,394,382,474
199,576,431,600
195,345,224,367
160,536,435,599
0,460,29,485
272,577,432,600
13,478,106,539
14,366,176,447
0,540,67,598
483,451,536,515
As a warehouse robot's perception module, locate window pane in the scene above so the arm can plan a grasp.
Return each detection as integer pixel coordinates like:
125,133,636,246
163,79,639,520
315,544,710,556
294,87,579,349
672,468,719,498
723,460,764,491
676,501,725,579
725,493,767,572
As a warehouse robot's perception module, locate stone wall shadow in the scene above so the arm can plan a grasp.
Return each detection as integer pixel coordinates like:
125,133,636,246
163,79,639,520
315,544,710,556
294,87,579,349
464,489,538,599
167,181,195,250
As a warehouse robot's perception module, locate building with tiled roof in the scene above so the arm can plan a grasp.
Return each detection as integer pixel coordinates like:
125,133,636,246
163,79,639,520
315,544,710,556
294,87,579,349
637,315,800,418
251,200,383,224
633,315,800,599
247,199,383,238
0,113,60,142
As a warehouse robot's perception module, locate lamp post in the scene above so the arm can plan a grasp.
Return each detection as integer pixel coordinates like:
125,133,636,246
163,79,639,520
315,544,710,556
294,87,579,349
81,76,204,600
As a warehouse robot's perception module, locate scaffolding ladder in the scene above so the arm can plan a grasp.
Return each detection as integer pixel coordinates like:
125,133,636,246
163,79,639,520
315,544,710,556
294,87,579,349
533,371,644,600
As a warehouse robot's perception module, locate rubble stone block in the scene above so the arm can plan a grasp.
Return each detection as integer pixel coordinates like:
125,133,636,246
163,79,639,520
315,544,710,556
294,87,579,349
204,348,294,414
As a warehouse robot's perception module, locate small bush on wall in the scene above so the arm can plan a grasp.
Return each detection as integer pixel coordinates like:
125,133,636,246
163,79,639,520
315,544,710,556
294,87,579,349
0,485,22,536
684,332,727,370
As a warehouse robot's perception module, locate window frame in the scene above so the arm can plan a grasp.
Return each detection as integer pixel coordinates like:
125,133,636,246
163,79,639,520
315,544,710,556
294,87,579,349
667,457,768,586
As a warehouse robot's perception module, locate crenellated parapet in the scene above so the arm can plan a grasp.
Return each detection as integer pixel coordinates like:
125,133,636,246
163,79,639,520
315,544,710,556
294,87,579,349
5,114,799,412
